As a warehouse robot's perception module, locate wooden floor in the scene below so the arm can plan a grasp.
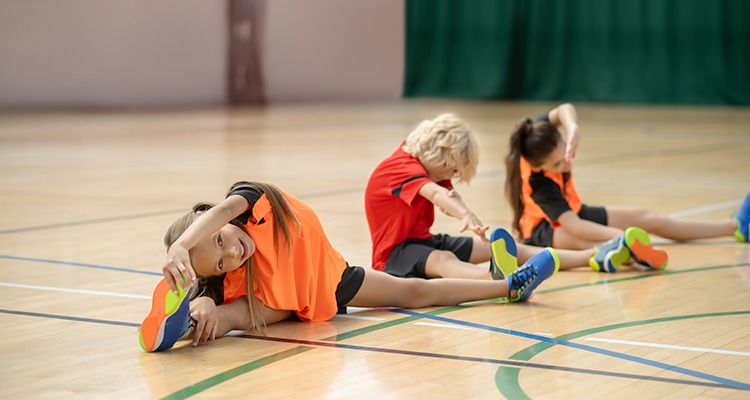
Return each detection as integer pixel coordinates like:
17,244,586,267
1,101,749,399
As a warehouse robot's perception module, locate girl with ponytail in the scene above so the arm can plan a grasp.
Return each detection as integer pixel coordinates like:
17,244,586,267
504,103,748,274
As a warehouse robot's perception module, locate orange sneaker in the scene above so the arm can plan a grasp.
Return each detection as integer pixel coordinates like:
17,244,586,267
623,227,668,270
138,279,194,352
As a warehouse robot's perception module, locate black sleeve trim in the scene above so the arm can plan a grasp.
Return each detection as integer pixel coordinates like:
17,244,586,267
227,185,265,224
391,174,429,197
529,172,571,222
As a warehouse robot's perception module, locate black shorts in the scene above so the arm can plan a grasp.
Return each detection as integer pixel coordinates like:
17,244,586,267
335,263,365,314
523,204,608,247
383,234,474,279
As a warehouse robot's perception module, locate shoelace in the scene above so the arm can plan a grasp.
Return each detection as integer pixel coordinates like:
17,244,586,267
510,264,538,296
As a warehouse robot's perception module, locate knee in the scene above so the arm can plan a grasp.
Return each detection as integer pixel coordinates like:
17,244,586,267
427,250,460,265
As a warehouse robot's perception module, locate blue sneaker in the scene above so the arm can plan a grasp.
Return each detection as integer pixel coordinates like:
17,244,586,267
489,228,518,280
734,192,750,243
138,279,195,352
589,234,630,273
507,248,559,302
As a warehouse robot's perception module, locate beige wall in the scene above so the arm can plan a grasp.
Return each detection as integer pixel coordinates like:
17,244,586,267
0,0,227,108
0,0,404,108
263,0,404,102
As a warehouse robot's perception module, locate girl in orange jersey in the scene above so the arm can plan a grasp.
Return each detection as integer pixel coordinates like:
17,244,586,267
504,103,749,273
138,181,559,352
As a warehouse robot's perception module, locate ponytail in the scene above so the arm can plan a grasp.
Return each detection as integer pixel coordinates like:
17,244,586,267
505,118,532,238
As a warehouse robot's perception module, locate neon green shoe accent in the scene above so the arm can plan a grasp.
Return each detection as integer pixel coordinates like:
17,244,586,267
547,247,560,277
734,217,747,242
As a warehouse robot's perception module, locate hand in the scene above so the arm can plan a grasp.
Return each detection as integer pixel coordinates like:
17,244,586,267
189,297,219,346
162,244,196,294
459,213,490,244
565,123,580,162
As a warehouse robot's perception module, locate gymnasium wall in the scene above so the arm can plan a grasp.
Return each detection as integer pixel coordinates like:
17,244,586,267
0,0,404,108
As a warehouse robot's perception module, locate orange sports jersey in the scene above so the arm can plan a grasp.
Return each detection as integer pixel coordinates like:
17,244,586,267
519,156,582,239
222,190,347,322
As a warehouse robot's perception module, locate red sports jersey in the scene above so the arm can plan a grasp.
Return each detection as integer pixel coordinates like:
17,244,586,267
365,142,452,270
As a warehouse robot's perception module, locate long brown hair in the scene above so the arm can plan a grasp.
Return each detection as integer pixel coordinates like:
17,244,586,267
163,181,299,333
504,118,564,238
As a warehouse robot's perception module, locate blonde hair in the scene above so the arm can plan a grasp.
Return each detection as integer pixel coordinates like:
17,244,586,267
402,113,478,183
163,181,299,334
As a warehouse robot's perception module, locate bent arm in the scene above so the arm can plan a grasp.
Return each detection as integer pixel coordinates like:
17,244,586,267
547,103,580,161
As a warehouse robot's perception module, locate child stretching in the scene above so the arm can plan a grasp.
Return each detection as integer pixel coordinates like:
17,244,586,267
365,113,606,281
138,181,560,352
504,103,750,273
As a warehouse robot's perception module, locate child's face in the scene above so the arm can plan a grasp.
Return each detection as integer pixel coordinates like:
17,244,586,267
191,223,255,278
424,160,457,182
535,141,571,173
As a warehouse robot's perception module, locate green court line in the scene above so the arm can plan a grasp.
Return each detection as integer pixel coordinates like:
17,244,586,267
161,346,313,400
496,310,750,399
163,262,750,399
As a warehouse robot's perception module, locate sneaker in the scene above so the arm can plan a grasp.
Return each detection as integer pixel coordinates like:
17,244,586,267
623,227,668,270
589,234,630,273
507,247,560,302
138,279,194,352
734,192,750,242
489,228,518,280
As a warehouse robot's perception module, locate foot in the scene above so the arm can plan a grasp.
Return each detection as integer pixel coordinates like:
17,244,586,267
589,234,630,273
623,227,668,270
489,228,518,280
507,247,559,302
139,279,195,352
734,192,750,242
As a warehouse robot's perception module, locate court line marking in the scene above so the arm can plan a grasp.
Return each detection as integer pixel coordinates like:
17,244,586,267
496,310,750,399
413,321,477,330
0,255,162,276
0,282,150,300
585,337,750,357
668,199,743,218
390,309,750,391
0,309,139,328
333,314,386,321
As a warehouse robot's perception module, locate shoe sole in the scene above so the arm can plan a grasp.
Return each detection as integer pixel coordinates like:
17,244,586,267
489,228,518,280
589,240,630,273
624,227,668,270
138,279,191,352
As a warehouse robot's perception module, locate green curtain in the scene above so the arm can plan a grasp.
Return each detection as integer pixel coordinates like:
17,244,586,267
404,0,750,105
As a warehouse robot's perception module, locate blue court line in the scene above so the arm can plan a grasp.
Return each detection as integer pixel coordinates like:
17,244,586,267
0,255,161,276
239,335,735,390
0,309,140,328
390,309,750,391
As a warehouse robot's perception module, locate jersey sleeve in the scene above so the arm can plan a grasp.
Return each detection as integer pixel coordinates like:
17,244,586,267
227,185,265,224
529,172,572,222
535,111,551,122
391,174,433,206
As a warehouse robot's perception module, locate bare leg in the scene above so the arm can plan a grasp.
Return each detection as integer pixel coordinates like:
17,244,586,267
606,206,737,241
423,248,493,280
552,225,619,250
517,243,593,271
348,268,511,308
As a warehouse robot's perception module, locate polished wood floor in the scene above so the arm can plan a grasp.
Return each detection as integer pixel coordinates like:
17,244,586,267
1,101,749,399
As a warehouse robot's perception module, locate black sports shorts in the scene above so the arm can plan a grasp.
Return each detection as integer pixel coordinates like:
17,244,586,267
383,234,473,278
522,204,608,247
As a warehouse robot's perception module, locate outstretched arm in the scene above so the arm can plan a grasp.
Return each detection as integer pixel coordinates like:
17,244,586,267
548,103,579,162
418,182,489,243
163,194,250,293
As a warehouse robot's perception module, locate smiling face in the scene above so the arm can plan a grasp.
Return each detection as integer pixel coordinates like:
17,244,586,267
191,223,255,278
